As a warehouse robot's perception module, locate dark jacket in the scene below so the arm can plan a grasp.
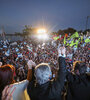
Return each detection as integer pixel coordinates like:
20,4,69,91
66,72,90,100
27,57,66,100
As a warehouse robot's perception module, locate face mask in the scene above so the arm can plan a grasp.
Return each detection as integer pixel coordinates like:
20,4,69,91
49,72,52,80
53,74,55,78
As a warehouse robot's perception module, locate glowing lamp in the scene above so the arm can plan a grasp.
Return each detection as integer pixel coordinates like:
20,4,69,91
37,29,46,34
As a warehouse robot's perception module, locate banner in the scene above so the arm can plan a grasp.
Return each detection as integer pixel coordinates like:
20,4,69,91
85,38,90,43
53,36,59,40
68,32,79,40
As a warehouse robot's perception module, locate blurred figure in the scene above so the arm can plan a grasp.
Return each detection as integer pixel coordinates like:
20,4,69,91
66,61,90,100
2,85,16,100
0,62,36,100
0,62,2,66
0,64,15,100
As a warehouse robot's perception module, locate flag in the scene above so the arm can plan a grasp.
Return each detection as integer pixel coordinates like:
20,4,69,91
64,36,66,44
68,32,79,40
53,36,59,40
85,38,90,43
69,38,80,47
64,34,68,44
65,33,68,37
81,36,83,42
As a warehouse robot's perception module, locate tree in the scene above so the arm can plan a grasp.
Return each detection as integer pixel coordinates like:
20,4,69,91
83,29,90,34
14,32,22,36
57,28,77,36
22,25,37,36
63,28,76,34
57,29,64,35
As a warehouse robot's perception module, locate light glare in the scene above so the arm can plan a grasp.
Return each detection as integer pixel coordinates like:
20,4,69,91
37,34,48,40
37,29,46,34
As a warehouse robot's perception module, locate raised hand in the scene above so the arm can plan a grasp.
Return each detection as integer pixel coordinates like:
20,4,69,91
0,62,2,67
58,46,66,57
27,60,36,69
61,47,66,55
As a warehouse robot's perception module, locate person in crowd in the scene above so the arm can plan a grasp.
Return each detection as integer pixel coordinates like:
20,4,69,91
2,85,16,100
27,47,66,100
0,32,89,100
0,61,36,100
66,61,90,100
0,64,15,100
0,62,2,66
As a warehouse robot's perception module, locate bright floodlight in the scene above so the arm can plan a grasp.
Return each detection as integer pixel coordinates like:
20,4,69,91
37,29,46,34
37,34,48,40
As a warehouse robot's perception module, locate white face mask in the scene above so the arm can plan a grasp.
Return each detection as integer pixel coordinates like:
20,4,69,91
0,62,2,66
53,74,55,78
49,72,52,80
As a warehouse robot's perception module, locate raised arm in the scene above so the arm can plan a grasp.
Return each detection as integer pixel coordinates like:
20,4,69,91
49,47,66,98
27,60,36,81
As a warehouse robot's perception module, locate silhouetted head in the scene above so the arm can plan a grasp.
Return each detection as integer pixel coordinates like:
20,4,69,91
73,61,87,75
35,63,52,85
0,64,15,93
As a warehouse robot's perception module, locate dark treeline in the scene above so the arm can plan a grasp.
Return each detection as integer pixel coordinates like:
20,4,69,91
5,25,90,36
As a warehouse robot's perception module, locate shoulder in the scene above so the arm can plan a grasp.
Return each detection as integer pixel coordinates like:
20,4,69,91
66,72,79,83
8,80,29,100
11,80,29,90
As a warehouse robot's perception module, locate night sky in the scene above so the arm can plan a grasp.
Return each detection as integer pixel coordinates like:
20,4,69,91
0,0,90,34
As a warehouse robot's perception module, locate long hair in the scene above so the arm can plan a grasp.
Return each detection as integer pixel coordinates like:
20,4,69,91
0,64,15,98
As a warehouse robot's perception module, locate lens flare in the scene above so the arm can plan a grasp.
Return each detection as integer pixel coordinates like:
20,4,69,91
37,34,48,40
37,29,46,34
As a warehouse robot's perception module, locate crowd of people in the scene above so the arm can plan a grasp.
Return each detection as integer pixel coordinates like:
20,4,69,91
0,32,90,100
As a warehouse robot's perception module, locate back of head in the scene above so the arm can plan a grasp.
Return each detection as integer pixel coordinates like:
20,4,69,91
0,64,14,93
73,61,87,75
35,63,52,85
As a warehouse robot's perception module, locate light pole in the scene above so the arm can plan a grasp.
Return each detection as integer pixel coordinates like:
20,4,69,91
86,16,90,30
